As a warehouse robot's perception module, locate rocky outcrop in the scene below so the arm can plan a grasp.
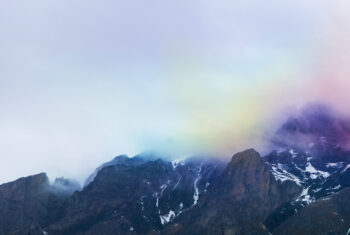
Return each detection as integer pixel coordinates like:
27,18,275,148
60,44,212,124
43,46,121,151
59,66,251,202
274,188,350,235
0,173,50,234
0,173,79,234
165,149,301,235
47,156,224,234
9,222,46,235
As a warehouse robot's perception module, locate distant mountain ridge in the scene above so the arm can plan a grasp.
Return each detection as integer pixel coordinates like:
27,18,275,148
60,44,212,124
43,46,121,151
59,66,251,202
1,104,350,234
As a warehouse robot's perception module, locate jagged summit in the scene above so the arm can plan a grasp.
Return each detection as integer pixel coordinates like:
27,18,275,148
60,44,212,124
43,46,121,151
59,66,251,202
0,172,75,234
228,148,262,167
0,144,349,234
261,105,350,232
83,154,147,186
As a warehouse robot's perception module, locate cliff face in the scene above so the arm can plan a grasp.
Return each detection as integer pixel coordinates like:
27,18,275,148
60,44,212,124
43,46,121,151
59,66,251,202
0,173,79,235
46,157,225,234
165,149,301,235
274,187,350,235
0,173,50,234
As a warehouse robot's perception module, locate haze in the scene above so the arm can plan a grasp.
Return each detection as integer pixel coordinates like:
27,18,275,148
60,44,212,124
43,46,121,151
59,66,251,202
1,0,350,184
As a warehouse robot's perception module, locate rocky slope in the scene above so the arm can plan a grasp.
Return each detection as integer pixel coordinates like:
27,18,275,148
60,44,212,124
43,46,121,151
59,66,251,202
274,188,350,235
0,149,303,234
165,149,301,235
263,104,350,232
46,154,225,234
0,146,349,235
0,173,79,234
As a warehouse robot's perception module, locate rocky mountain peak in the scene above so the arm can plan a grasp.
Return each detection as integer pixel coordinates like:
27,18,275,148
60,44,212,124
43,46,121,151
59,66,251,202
228,148,262,168
0,172,49,199
220,149,272,199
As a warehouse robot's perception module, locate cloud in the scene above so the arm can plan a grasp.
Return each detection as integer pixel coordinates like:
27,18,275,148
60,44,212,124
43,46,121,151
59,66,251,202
0,0,350,183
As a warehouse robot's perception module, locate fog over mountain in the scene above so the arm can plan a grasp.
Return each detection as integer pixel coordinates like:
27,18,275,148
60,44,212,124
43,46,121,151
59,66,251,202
1,1,350,234
0,105,350,234
2,0,350,184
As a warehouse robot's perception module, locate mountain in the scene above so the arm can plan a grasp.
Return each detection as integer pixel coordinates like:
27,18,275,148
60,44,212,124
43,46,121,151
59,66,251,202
83,154,149,187
1,147,349,234
46,155,225,234
0,173,79,235
263,104,350,232
164,149,301,235
274,187,350,235
0,104,349,234
272,104,350,161
263,149,350,232
0,150,302,235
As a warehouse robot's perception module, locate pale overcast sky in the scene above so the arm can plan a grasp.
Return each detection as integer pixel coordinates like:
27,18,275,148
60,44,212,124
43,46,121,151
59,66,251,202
1,0,350,184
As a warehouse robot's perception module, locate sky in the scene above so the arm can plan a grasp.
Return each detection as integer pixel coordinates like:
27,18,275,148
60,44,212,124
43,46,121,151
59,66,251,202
1,0,350,184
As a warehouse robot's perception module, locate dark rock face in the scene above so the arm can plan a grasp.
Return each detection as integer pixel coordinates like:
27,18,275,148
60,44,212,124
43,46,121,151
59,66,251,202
0,173,50,234
83,154,149,187
7,151,293,235
0,173,67,234
262,105,350,232
274,188,350,235
47,156,225,234
9,222,46,235
164,149,301,235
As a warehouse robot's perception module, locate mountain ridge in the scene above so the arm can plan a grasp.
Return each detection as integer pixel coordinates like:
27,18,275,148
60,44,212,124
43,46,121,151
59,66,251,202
1,145,349,234
1,105,350,234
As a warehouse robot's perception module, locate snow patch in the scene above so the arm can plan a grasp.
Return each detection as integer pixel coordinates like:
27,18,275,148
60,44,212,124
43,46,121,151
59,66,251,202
160,210,175,225
341,164,350,173
271,164,302,186
326,162,343,168
177,202,184,215
204,182,210,192
289,149,298,157
160,184,167,195
173,177,181,189
193,165,202,206
179,202,183,209
297,186,313,204
155,184,167,209
171,158,186,169
193,178,200,205
313,188,322,193
155,193,159,208
305,163,330,179
139,196,145,211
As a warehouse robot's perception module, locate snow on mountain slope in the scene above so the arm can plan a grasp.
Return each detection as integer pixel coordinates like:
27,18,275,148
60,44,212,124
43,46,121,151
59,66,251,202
266,149,350,205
